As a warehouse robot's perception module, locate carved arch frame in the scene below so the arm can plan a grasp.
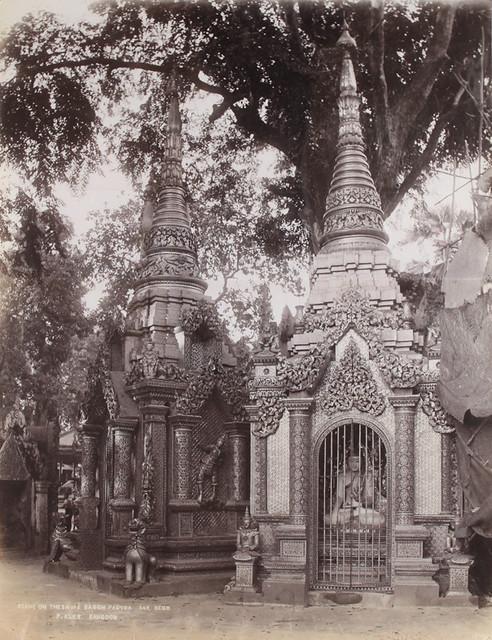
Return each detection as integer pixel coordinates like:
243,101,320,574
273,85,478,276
308,413,394,591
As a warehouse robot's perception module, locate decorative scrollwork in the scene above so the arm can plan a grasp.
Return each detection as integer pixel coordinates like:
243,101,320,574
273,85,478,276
376,350,422,390
139,254,198,279
302,288,421,390
138,429,155,523
325,186,382,213
174,357,249,420
277,343,331,392
420,388,455,434
143,226,197,252
180,300,224,339
319,340,385,416
252,389,287,438
324,208,384,234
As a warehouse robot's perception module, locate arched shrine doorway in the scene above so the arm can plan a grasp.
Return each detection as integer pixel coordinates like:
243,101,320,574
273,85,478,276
314,421,391,590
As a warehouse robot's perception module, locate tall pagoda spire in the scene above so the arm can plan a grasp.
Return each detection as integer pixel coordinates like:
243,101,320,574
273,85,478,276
321,22,388,247
127,73,206,358
153,72,188,226
135,73,204,286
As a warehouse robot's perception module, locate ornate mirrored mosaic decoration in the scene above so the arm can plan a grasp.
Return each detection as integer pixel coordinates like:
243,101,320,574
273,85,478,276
319,341,385,416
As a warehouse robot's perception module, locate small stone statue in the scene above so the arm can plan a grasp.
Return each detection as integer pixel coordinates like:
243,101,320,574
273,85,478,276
197,433,226,504
49,519,79,562
236,507,259,558
140,337,160,378
124,518,157,585
227,506,261,594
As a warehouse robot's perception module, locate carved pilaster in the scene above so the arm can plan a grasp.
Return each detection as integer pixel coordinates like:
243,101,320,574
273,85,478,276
79,424,103,531
142,405,169,531
109,418,138,537
389,395,419,526
441,432,455,515
112,419,137,499
170,414,200,501
34,480,50,554
224,421,249,503
246,405,267,514
284,398,314,526
80,424,103,498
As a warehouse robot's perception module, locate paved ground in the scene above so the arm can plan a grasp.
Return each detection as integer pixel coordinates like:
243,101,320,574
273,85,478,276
1,552,492,640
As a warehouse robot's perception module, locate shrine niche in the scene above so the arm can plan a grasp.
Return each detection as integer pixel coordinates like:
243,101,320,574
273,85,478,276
315,421,390,590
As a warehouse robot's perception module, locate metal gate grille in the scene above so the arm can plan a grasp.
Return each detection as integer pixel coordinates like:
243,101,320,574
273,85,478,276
316,422,390,590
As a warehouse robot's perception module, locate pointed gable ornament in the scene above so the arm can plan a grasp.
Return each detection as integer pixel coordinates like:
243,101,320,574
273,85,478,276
319,340,385,416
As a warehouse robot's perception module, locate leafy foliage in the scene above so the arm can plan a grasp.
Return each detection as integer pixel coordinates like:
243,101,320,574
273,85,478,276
1,0,490,261
0,248,91,424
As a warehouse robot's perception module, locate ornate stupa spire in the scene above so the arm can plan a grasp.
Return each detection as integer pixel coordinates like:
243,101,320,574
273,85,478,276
321,22,388,247
136,73,204,285
153,72,188,226
126,72,206,361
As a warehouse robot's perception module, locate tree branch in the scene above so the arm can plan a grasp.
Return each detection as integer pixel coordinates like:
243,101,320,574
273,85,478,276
20,56,171,75
391,4,456,135
366,0,390,146
231,103,294,159
387,84,465,213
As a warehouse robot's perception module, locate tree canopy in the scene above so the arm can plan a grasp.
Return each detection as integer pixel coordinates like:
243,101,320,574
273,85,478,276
1,0,490,265
0,192,92,424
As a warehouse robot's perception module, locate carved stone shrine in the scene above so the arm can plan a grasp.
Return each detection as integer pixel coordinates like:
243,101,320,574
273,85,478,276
68,75,250,592
242,24,460,606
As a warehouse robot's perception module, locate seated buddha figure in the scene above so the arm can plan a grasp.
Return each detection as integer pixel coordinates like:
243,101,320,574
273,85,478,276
327,455,385,528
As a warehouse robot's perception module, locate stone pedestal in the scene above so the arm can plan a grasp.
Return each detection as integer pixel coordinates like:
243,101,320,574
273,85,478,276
230,551,260,592
34,480,50,554
448,553,473,594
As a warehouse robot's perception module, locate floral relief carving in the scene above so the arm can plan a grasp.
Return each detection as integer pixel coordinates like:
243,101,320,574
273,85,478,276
277,343,331,392
303,289,422,390
394,410,415,525
376,350,422,390
319,340,385,416
138,428,155,524
325,186,382,212
139,254,198,279
143,226,197,252
174,357,249,421
420,387,455,434
324,208,384,234
180,301,224,339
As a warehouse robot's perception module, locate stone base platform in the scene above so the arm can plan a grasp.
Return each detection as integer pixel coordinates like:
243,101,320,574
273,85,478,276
307,586,478,608
224,590,264,605
43,560,231,598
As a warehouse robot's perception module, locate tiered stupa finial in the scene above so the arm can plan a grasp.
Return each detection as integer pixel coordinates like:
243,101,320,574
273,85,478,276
321,22,388,247
135,73,205,286
126,72,206,362
306,22,400,311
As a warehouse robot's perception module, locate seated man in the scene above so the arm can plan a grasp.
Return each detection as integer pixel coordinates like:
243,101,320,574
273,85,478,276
327,455,385,528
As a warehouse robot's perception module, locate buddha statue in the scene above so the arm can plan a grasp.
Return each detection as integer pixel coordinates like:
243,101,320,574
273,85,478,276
327,455,385,528
235,507,259,560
